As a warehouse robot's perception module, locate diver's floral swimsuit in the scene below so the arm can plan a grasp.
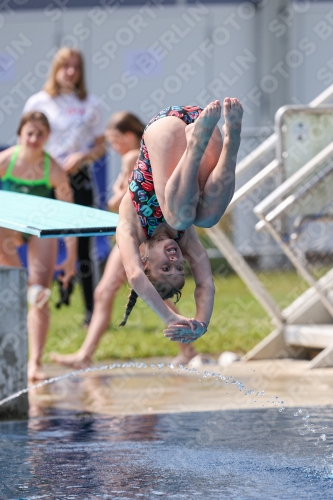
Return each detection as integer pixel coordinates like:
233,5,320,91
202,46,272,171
128,105,203,239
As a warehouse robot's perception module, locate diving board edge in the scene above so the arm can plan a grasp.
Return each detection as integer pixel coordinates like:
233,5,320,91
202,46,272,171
36,226,117,238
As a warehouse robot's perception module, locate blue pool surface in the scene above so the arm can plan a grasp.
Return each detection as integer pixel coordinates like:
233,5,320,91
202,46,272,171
0,407,333,499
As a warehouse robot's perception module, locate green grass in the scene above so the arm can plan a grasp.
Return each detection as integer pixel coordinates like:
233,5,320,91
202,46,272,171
44,270,308,363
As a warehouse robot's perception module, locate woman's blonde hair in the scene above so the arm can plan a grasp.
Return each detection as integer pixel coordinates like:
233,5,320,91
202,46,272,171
43,47,87,100
119,279,183,327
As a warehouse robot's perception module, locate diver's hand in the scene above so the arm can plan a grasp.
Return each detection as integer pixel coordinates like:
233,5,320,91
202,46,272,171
164,317,207,343
164,314,192,343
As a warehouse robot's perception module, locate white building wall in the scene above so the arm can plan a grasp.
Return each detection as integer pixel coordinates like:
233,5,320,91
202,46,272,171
1,0,333,264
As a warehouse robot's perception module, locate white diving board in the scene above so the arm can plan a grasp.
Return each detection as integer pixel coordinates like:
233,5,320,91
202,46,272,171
0,191,118,238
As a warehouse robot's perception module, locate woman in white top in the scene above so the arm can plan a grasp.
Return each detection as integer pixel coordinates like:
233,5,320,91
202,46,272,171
24,47,106,326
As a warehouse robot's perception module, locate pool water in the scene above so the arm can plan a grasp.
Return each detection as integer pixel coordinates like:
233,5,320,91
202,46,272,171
1,406,333,499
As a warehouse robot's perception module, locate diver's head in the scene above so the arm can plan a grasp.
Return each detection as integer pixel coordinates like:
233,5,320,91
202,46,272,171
119,237,185,326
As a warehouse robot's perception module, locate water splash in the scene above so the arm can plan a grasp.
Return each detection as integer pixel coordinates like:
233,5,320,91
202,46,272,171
0,361,272,409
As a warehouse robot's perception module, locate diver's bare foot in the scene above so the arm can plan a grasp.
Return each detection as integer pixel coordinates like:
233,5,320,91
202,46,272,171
50,351,92,369
222,97,243,139
185,100,221,146
28,364,47,383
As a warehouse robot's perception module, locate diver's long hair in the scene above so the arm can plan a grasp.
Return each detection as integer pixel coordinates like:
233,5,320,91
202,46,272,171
119,272,184,327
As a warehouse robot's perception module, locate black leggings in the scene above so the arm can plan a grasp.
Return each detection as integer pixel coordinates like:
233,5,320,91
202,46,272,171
70,165,94,316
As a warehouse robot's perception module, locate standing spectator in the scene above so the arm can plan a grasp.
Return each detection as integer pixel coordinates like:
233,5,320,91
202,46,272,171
23,47,106,327
0,111,76,381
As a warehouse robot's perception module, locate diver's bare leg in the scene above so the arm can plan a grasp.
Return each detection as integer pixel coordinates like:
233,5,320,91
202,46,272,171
194,98,243,227
145,101,221,230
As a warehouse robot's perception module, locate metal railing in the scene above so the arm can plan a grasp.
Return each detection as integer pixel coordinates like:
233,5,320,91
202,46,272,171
205,83,333,328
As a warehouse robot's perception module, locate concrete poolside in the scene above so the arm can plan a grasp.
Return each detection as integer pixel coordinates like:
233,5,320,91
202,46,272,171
28,358,333,417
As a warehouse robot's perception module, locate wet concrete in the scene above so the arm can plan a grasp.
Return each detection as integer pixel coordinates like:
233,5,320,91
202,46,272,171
28,359,333,417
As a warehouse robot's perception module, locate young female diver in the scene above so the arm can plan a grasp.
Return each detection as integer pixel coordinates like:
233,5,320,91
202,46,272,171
117,98,243,343
50,112,197,368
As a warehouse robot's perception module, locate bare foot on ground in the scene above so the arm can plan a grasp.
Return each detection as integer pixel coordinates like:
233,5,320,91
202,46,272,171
50,351,92,369
28,364,47,383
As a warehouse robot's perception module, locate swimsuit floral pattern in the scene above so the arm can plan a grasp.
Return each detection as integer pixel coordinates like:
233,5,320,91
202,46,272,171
128,105,203,239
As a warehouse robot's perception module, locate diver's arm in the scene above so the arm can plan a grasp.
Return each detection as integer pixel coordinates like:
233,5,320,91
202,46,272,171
117,195,192,326
181,227,215,327
164,228,214,343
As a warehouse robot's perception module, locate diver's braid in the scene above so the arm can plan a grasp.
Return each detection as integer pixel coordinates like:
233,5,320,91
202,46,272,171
119,288,138,326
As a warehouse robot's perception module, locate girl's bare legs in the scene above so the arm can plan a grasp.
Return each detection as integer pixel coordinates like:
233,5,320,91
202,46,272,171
145,99,242,229
194,98,243,226
27,236,57,382
145,101,222,229
50,245,127,368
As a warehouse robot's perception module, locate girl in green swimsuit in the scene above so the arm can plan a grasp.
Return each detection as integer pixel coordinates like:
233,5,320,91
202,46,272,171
0,111,77,382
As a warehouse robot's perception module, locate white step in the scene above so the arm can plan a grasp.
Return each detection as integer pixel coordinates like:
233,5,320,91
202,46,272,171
283,267,333,325
285,324,333,349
